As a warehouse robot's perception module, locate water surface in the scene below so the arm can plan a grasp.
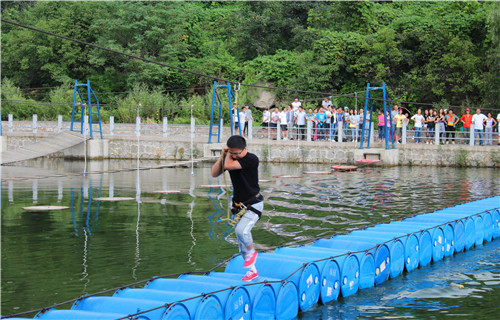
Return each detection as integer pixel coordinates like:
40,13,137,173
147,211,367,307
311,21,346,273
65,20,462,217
1,159,499,318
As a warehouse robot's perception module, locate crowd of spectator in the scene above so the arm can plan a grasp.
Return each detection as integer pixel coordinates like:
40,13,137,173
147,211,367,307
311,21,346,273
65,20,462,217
235,99,500,146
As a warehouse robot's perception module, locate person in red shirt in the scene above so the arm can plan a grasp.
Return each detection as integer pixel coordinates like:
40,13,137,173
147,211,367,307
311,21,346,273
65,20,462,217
460,108,473,143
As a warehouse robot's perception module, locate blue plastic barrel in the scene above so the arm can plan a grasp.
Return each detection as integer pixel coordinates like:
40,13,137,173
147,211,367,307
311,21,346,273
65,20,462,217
145,278,250,320
349,230,420,272
266,251,340,304
375,223,445,262
480,211,493,242
274,246,365,295
113,287,223,320
426,212,481,249
296,246,376,290
72,296,189,320
206,272,298,320
35,309,131,319
314,238,390,285
333,234,404,279
370,226,433,267
225,253,320,311
402,216,462,255
492,209,500,239
178,274,275,320
399,220,455,258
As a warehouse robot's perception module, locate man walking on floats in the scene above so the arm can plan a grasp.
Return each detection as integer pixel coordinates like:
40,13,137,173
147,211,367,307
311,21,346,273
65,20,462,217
211,135,263,281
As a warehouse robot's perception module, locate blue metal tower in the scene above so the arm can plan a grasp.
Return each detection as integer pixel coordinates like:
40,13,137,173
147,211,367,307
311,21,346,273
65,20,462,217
360,83,395,149
71,80,103,139
208,81,241,143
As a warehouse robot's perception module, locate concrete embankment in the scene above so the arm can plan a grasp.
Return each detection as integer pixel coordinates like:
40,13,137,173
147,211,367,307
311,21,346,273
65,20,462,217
2,132,499,167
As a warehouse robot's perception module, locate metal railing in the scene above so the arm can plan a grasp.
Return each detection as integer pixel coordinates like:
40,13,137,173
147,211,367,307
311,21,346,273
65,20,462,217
2,114,499,146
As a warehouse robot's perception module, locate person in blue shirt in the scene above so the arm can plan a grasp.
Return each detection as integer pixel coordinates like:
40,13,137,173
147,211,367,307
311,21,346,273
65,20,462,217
316,107,327,140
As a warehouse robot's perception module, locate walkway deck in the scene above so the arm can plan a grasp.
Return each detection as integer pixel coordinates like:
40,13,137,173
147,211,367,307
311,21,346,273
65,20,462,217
1,130,89,165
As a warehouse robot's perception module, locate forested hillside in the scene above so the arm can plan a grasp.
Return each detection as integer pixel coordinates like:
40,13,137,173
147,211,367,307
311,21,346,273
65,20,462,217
1,1,499,123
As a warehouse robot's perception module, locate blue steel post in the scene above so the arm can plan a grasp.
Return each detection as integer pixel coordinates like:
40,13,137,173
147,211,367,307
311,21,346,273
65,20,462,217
208,81,218,144
387,98,395,149
226,84,233,142
383,83,394,149
87,80,93,139
89,84,103,139
360,83,371,149
367,95,374,148
71,80,78,132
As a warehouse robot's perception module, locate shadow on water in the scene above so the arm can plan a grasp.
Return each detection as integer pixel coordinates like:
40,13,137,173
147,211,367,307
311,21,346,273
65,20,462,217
1,159,499,318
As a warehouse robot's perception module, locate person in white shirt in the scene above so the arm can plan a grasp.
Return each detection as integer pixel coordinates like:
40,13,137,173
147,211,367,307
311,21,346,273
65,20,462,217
483,113,497,145
233,110,239,131
239,109,246,136
279,107,288,140
270,107,279,140
261,108,270,136
325,107,332,140
471,108,488,146
497,113,500,145
291,98,302,112
286,105,295,140
322,97,332,109
411,109,425,143
295,106,307,140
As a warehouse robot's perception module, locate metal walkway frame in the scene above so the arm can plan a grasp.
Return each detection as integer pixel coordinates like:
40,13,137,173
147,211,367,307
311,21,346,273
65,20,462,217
360,82,395,150
71,80,103,139
208,81,241,143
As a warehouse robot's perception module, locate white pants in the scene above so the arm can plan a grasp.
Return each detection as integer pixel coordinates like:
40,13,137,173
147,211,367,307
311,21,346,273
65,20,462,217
234,201,263,255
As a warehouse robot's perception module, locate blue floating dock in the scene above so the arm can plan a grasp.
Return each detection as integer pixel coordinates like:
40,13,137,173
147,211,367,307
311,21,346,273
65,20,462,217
11,196,499,320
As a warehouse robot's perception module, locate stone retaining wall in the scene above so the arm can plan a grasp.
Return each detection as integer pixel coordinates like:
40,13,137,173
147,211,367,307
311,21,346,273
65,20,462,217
2,133,499,167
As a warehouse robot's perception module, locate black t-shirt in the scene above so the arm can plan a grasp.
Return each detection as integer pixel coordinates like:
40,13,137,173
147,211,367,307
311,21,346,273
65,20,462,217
228,152,260,203
427,115,435,128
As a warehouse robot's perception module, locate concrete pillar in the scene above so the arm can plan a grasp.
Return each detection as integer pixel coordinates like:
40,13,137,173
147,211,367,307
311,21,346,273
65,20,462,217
469,126,474,146
435,124,440,145
190,117,195,139
306,120,312,141
402,121,407,144
32,114,38,133
135,116,141,137
8,114,13,132
219,117,223,141
277,120,282,141
163,117,168,137
84,115,89,135
110,116,115,136
57,115,63,133
338,121,343,143
248,119,253,140
369,122,374,145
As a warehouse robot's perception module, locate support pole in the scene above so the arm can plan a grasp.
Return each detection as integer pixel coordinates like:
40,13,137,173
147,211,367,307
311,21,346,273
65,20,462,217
8,114,13,133
469,126,474,146
110,116,115,136
57,115,63,133
163,117,168,138
435,124,440,145
32,114,37,133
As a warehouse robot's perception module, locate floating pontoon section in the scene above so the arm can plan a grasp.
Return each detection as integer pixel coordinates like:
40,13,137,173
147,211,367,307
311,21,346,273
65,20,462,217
11,196,499,320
